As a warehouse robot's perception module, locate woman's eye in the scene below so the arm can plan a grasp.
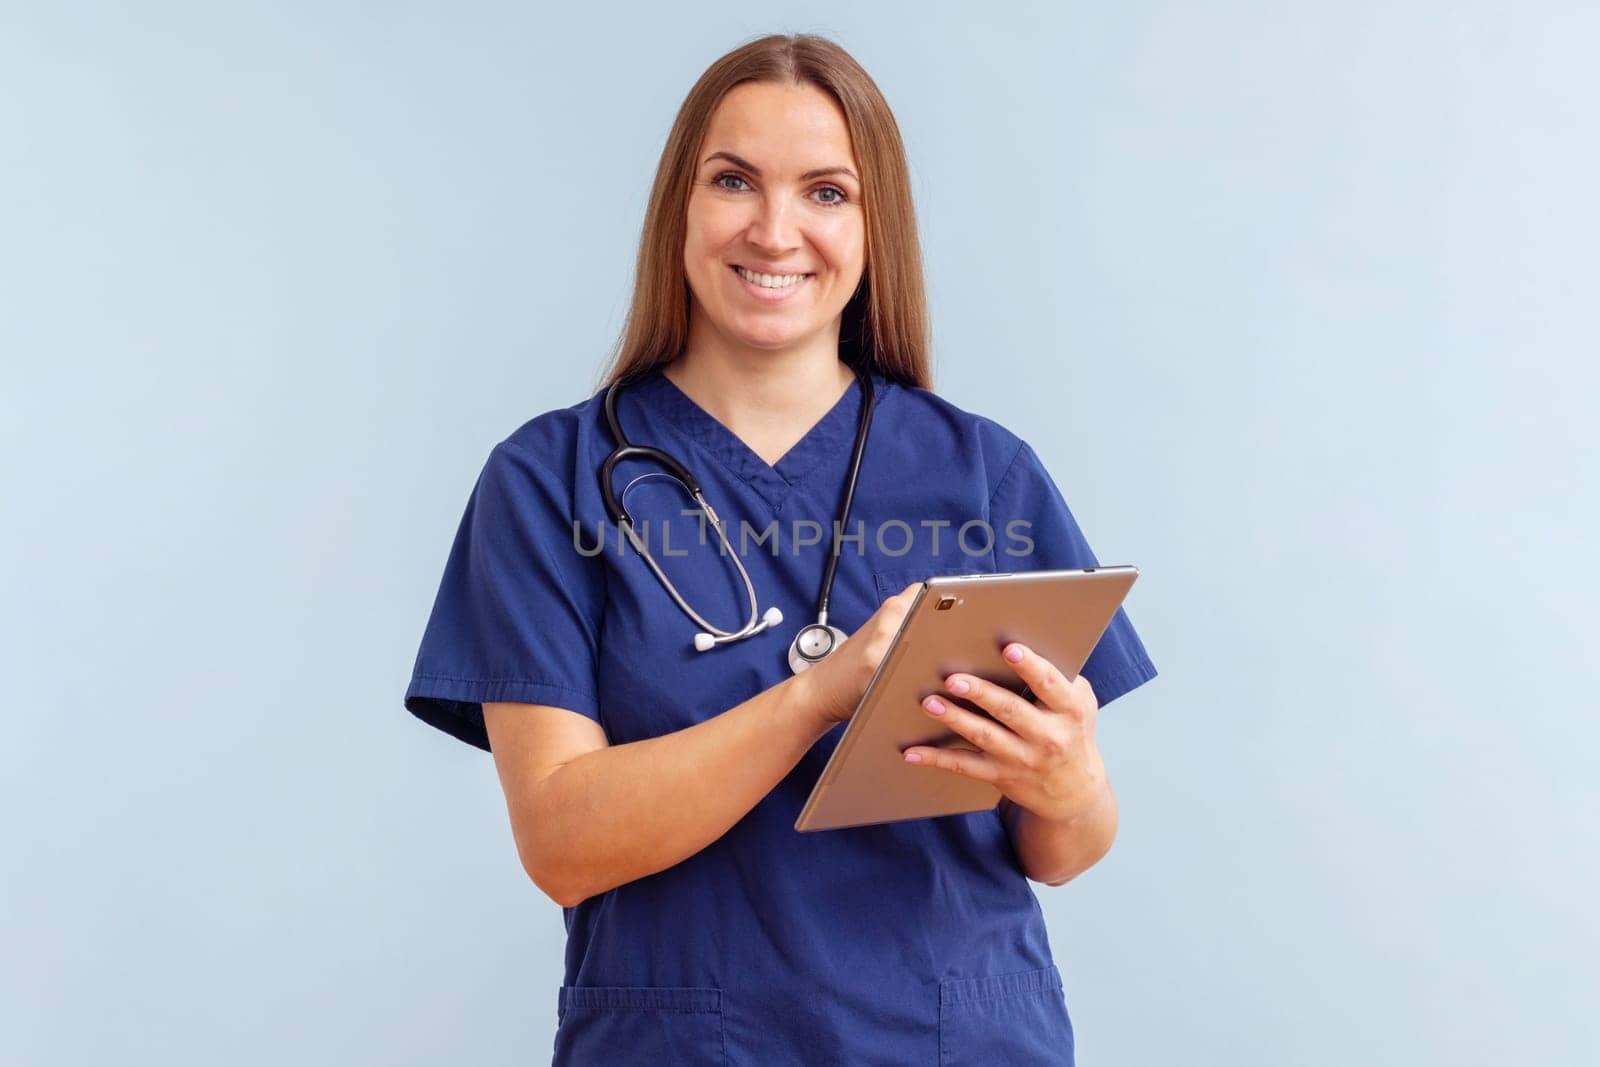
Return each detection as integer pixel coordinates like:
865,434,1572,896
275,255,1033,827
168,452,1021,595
711,172,849,208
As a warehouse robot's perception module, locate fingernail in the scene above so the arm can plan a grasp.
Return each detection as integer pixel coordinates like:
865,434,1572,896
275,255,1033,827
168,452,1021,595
946,677,970,695
923,696,946,716
1004,644,1026,663
904,751,922,763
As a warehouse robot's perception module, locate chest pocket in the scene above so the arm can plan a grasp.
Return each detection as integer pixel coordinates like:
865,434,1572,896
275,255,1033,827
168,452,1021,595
871,560,991,605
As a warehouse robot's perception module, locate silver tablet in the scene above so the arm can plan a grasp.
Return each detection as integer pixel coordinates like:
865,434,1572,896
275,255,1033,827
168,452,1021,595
794,566,1139,832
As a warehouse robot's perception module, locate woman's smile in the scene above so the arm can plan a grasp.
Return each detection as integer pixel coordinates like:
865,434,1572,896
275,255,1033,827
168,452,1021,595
730,263,814,303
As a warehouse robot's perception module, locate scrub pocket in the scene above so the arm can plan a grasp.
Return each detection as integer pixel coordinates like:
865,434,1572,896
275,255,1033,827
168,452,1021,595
938,964,1075,1066
553,985,725,1066
872,563,988,604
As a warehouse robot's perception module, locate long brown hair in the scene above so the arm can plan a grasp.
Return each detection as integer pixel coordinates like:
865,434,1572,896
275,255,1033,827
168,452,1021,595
594,33,933,394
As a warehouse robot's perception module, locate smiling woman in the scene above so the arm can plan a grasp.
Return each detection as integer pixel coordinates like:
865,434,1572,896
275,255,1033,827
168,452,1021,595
402,30,1156,1067
680,79,868,355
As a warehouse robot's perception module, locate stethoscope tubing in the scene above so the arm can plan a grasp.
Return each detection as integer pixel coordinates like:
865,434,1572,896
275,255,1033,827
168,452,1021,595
600,362,876,664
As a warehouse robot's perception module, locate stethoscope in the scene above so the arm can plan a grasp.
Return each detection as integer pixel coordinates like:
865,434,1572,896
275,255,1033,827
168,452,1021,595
600,362,876,674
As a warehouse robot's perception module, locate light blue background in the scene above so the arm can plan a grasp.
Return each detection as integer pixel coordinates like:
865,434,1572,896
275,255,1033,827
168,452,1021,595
5,3,1595,1064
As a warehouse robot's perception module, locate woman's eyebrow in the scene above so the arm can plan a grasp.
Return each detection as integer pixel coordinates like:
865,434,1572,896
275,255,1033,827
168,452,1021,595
702,150,859,184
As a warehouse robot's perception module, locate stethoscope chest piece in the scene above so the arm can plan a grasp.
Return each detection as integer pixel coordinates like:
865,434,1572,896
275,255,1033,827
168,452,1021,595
788,623,847,674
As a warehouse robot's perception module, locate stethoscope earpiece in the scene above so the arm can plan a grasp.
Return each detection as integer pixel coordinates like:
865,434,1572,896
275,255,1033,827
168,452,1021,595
693,606,784,654
604,364,875,675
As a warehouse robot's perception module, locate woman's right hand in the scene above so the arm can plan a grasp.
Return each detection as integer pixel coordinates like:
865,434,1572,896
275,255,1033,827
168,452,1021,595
798,582,923,728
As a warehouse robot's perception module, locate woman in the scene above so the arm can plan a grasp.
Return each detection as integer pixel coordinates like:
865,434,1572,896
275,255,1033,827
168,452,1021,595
404,33,1157,1066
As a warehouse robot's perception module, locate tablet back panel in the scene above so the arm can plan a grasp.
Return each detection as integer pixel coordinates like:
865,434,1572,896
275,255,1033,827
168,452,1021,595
794,566,1138,832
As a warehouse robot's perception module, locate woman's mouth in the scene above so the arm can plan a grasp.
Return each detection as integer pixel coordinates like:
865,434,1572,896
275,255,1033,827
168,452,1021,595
730,264,814,302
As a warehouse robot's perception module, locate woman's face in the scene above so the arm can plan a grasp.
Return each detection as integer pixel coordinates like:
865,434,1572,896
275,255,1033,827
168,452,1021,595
684,81,866,354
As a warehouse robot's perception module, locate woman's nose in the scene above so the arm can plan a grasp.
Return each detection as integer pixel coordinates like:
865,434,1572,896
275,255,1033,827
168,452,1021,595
746,195,801,250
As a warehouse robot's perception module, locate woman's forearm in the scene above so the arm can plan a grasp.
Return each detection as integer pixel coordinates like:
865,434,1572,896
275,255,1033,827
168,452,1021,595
1001,777,1119,887
527,672,834,907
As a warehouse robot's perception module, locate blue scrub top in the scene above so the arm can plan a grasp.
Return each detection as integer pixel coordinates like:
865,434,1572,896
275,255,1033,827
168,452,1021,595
405,363,1158,1066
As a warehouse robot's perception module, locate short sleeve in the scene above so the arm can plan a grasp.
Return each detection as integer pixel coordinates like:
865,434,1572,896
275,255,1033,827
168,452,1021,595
987,438,1158,708
403,438,605,752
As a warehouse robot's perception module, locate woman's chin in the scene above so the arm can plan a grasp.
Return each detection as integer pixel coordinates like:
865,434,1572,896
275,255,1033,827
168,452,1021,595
733,326,822,353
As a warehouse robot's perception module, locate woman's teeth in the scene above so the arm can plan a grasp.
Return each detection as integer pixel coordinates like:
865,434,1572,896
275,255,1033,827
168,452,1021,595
734,266,812,289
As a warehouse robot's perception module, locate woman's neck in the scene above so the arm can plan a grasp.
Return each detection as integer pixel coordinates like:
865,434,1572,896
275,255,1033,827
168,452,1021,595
662,350,856,468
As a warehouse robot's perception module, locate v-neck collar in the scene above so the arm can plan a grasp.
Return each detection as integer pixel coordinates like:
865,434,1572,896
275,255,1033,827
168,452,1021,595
629,364,886,513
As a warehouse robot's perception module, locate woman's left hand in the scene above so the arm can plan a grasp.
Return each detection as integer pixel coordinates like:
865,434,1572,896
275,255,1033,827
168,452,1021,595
902,642,1106,824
